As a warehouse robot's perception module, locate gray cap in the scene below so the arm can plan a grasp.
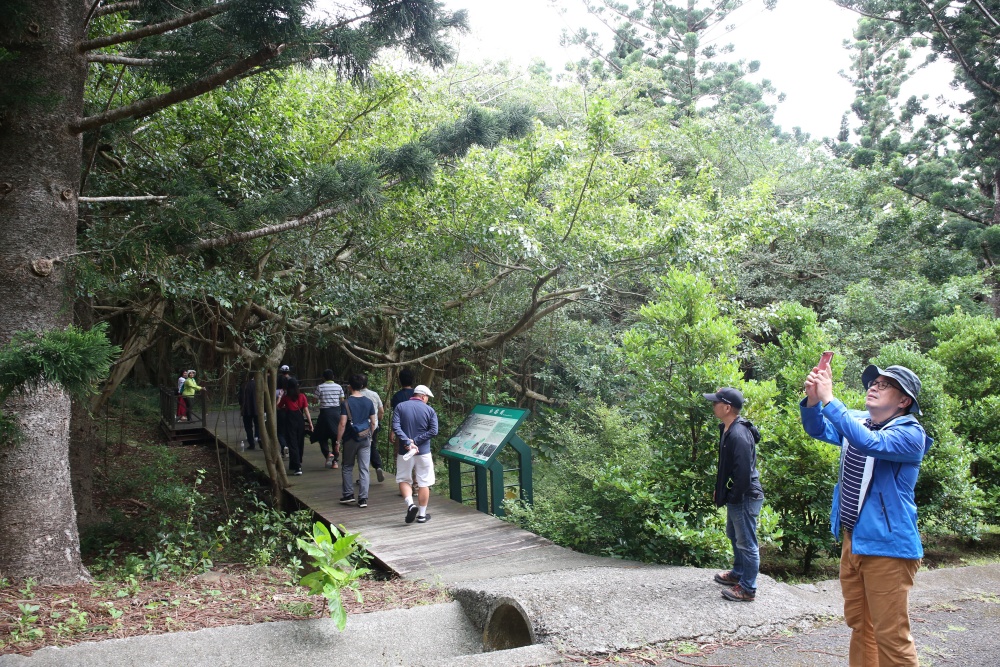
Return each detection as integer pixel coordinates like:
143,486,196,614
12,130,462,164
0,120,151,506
862,364,922,415
413,384,434,398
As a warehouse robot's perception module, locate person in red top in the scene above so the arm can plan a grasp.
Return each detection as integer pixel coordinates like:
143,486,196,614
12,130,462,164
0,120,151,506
277,377,312,476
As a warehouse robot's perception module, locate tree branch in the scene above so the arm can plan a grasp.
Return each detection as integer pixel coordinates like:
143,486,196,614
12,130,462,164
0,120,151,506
80,1,234,51
916,0,1000,96
891,183,986,224
339,339,465,369
94,1,141,18
194,177,400,250
78,195,168,202
504,376,555,404
72,44,282,134
87,54,157,66
442,267,518,309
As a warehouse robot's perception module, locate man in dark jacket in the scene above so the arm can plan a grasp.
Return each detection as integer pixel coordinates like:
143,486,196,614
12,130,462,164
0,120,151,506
704,387,764,602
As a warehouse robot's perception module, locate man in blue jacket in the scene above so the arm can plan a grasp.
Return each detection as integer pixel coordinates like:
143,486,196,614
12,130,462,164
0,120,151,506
802,363,930,667
705,387,765,602
392,384,439,524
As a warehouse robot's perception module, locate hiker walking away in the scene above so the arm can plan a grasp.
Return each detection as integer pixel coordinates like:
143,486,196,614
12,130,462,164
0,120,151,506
392,385,439,524
336,374,376,508
278,377,312,476
704,387,764,603
276,364,292,457
176,370,189,421
802,362,929,667
389,368,417,483
360,374,387,483
313,369,345,469
237,374,260,449
180,370,204,422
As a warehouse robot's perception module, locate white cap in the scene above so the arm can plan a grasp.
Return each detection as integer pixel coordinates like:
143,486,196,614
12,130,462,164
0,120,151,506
279,364,290,372
413,384,434,398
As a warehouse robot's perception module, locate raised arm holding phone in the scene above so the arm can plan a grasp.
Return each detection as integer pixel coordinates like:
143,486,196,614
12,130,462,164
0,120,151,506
801,354,931,667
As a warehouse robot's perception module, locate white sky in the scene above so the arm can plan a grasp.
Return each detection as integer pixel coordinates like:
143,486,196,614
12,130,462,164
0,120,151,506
308,0,961,140
446,0,959,139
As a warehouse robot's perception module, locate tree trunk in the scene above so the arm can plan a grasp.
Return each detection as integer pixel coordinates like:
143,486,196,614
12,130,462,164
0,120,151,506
69,398,100,530
0,0,90,583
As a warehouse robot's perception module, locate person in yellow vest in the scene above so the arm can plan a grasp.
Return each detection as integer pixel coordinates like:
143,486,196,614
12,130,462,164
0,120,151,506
179,370,204,422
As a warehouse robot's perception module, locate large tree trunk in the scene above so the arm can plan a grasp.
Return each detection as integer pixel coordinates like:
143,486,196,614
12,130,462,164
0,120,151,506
0,0,90,582
69,398,100,530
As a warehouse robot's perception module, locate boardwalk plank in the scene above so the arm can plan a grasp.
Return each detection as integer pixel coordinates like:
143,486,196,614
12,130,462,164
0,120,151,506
204,410,549,579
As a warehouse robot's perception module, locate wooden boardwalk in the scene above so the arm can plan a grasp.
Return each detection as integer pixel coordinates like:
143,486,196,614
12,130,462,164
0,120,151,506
202,410,552,579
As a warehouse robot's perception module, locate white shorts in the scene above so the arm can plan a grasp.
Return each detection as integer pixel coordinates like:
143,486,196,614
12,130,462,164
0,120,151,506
395,453,435,487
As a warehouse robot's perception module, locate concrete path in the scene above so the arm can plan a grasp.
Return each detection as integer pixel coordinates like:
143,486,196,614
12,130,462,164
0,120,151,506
5,563,997,666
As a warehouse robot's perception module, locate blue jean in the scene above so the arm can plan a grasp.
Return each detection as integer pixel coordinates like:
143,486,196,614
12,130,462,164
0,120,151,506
726,496,764,593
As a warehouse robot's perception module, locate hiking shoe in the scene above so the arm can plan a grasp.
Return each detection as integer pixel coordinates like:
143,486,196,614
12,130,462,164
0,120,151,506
339,495,356,505
331,461,339,469
721,584,755,602
416,513,431,524
325,455,335,469
714,570,740,586
358,498,368,508
405,504,418,524
376,468,385,483
291,469,303,476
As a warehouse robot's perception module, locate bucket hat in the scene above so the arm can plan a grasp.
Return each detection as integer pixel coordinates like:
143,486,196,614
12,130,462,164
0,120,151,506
861,364,922,415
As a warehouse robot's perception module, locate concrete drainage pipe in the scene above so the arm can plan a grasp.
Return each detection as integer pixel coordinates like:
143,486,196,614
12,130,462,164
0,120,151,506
482,597,535,651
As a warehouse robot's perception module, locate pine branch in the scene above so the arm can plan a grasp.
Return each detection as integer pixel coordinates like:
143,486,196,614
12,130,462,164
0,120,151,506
78,195,168,202
80,1,235,52
72,44,282,134
87,54,157,66
94,1,141,18
194,177,400,251
891,183,986,224
916,0,1000,97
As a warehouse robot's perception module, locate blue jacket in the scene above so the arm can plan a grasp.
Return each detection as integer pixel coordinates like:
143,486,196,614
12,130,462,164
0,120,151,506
392,398,439,455
800,398,932,559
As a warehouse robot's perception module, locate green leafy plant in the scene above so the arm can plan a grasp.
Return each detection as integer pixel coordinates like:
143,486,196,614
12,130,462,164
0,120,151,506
297,522,370,631
0,323,118,444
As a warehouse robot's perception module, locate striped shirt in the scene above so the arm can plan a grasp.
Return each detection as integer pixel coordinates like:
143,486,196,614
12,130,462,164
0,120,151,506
839,417,888,533
315,382,344,409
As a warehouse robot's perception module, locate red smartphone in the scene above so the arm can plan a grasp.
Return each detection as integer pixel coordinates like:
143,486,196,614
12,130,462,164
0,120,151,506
818,351,834,371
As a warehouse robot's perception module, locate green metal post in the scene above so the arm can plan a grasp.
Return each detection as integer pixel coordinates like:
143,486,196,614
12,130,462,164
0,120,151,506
508,435,533,504
448,458,463,503
488,459,505,517
474,465,489,513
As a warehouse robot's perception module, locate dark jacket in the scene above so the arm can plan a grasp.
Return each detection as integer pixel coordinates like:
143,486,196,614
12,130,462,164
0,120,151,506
714,416,764,507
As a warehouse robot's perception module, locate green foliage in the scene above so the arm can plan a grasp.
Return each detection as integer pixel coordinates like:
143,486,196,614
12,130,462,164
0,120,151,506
503,399,652,555
929,311,1000,524
0,323,118,404
297,522,370,631
0,323,118,445
752,303,843,572
615,270,771,564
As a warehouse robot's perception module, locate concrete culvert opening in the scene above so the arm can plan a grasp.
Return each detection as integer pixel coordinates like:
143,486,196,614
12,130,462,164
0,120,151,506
482,598,535,652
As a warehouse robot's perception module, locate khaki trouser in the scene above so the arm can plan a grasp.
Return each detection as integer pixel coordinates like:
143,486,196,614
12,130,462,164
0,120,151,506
840,531,920,666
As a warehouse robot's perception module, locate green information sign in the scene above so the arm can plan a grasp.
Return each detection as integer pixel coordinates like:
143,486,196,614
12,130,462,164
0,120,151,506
440,404,532,516
442,404,530,465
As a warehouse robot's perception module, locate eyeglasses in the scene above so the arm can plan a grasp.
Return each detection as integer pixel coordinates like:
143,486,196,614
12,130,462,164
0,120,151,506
867,379,900,391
